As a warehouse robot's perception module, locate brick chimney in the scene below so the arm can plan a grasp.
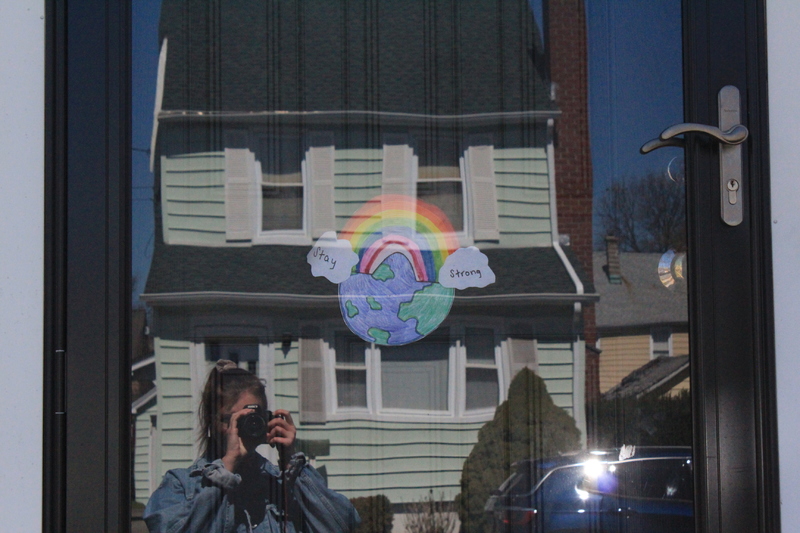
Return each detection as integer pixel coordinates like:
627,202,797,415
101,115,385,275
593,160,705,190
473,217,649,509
547,0,600,438
549,0,593,276
605,235,622,284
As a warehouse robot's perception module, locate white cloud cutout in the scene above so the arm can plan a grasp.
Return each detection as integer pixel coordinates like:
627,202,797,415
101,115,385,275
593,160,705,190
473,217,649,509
307,231,359,284
438,246,496,289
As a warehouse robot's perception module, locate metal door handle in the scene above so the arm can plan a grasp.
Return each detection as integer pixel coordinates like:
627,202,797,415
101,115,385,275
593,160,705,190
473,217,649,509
640,123,748,154
640,85,747,226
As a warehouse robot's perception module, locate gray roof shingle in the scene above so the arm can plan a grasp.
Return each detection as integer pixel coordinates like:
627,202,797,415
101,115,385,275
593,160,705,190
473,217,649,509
158,0,554,116
144,242,593,301
593,252,688,329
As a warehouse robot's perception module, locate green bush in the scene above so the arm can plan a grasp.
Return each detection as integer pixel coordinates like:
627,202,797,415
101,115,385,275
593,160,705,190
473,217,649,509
351,494,393,533
457,368,581,533
590,389,692,448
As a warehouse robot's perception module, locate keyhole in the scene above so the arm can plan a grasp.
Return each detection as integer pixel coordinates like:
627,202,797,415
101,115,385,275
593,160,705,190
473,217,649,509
727,179,739,205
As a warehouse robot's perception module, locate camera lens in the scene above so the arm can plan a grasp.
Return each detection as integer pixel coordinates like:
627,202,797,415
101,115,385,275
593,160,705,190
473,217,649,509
238,411,266,438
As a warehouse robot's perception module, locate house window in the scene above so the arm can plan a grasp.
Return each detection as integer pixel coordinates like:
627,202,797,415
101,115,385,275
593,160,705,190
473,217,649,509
651,327,672,358
416,133,464,231
255,135,304,231
207,340,260,375
464,327,500,410
334,333,369,408
330,327,502,417
379,335,451,412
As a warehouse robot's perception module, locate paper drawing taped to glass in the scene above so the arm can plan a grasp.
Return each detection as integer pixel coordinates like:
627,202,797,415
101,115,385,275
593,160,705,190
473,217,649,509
307,195,496,346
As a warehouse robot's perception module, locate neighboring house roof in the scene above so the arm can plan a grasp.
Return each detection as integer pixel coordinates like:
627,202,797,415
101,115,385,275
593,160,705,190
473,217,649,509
602,355,690,400
593,252,688,330
132,386,158,415
157,0,555,117
131,355,155,372
143,242,595,306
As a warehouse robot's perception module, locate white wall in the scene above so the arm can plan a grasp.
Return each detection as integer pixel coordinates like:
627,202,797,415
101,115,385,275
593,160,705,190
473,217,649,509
0,1,45,531
768,1,800,530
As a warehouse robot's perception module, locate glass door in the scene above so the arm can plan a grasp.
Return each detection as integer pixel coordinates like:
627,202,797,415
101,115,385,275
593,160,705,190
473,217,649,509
44,0,778,531
125,1,707,532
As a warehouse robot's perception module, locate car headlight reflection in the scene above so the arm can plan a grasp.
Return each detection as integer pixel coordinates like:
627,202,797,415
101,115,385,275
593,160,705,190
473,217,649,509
583,459,605,479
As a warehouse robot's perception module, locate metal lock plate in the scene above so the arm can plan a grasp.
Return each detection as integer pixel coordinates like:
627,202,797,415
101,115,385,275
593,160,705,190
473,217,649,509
719,86,743,226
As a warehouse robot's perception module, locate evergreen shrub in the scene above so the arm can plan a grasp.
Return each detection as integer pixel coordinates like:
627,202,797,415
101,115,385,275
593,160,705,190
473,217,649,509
456,368,581,532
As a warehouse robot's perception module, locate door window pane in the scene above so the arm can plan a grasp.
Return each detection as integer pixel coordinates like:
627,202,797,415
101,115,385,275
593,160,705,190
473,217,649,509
132,0,692,530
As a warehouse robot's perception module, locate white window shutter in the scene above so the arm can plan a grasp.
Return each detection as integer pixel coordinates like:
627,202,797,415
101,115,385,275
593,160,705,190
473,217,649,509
467,145,500,241
381,144,416,197
298,333,327,424
224,148,257,242
306,145,336,238
507,338,538,380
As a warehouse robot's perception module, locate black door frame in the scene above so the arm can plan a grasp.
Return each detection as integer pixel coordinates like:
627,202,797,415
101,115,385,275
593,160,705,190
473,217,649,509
43,0,779,531
683,2,778,532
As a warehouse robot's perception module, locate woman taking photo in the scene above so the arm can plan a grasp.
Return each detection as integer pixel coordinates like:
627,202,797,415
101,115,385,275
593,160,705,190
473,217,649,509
144,360,360,533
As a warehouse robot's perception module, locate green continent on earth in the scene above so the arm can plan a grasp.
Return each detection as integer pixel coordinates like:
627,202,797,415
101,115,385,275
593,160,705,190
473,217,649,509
368,327,391,344
367,296,382,310
398,283,455,336
372,263,395,282
345,300,359,318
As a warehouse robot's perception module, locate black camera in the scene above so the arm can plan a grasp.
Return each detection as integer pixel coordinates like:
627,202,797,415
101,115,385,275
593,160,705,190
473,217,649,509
237,404,274,439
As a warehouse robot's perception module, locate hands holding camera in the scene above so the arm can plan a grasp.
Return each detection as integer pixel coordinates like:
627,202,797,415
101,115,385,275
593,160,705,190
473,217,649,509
221,393,296,473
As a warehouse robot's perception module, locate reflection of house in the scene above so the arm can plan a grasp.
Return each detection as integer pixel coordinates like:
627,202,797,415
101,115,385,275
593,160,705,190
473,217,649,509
594,237,690,395
135,0,597,508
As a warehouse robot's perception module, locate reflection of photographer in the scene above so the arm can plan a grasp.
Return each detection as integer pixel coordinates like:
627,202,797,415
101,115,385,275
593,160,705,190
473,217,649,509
144,360,360,532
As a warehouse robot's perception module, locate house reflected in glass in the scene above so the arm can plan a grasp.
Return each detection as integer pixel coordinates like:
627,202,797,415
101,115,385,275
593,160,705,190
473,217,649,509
133,0,601,529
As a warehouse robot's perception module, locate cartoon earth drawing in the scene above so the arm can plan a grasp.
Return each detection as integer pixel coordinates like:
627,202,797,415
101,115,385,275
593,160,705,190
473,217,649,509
308,195,495,346
338,252,454,345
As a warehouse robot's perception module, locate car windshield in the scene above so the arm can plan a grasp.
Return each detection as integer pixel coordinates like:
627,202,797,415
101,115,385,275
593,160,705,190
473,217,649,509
538,466,587,506
500,462,587,502
500,463,550,496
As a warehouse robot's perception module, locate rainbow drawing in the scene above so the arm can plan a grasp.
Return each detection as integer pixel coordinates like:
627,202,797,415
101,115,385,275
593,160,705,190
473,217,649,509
340,195,459,282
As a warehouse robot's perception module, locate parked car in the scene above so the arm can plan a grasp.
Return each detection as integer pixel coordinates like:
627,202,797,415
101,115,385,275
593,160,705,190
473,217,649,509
485,446,693,533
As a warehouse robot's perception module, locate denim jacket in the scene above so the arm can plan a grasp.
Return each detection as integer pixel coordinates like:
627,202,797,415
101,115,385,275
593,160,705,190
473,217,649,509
143,453,360,533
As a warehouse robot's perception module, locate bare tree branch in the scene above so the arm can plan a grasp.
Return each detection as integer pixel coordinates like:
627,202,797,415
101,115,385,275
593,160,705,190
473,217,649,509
596,172,686,253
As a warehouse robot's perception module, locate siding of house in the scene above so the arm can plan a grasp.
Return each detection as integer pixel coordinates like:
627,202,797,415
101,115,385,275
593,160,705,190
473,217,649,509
303,420,483,502
670,331,691,394
133,402,157,503
598,334,651,393
159,146,554,248
160,153,227,246
494,148,552,247
287,338,575,502
672,332,689,356
154,338,196,478
536,340,575,415
276,340,483,502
